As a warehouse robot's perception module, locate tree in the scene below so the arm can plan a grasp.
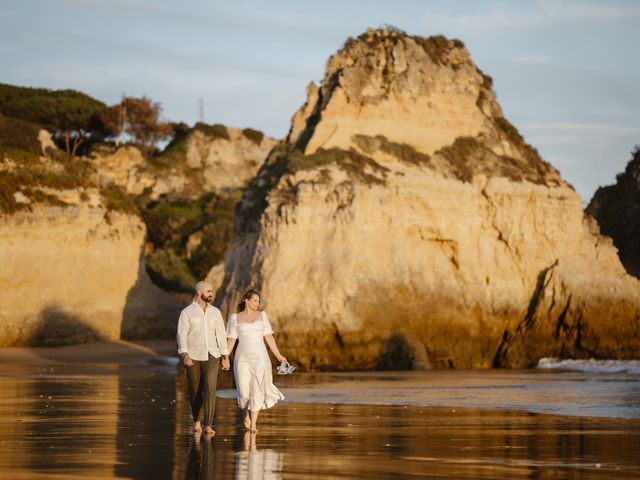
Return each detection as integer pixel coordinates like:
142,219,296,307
0,83,106,156
100,96,172,155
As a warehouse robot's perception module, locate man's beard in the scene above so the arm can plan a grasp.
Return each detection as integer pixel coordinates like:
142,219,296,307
201,294,213,303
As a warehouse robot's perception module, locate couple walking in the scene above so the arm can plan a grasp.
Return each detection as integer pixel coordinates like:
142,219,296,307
176,281,287,437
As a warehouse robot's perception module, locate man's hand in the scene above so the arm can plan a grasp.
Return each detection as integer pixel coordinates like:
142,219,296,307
182,353,193,367
221,356,230,371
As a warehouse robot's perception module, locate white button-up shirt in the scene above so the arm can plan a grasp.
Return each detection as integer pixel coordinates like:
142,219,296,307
177,302,230,361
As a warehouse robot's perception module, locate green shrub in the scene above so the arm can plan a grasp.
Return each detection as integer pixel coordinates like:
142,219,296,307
0,172,26,214
100,184,139,214
289,147,389,185
242,128,264,145
0,143,96,213
343,29,465,70
494,116,553,182
411,34,464,66
151,135,187,169
194,122,230,141
0,83,106,156
0,146,39,165
27,189,68,207
0,114,43,154
141,198,204,247
0,83,105,130
235,144,389,234
146,247,197,292
353,135,431,166
481,72,493,89
138,190,242,288
434,136,481,182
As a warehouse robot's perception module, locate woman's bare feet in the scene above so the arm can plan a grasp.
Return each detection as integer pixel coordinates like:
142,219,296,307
203,426,215,437
243,411,251,430
250,409,259,432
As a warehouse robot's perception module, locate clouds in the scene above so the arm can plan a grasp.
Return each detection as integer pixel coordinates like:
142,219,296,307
420,0,640,34
523,122,640,136
1,0,639,202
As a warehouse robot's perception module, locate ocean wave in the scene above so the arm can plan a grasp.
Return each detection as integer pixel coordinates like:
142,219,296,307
536,358,640,374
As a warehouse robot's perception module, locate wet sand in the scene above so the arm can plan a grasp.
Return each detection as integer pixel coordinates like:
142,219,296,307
0,342,639,479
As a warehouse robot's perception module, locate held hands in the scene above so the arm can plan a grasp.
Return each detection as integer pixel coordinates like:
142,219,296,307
221,357,230,371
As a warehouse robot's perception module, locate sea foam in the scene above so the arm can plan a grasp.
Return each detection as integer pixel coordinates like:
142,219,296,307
537,358,640,374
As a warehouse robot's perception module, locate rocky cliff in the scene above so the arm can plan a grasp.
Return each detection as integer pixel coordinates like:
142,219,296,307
91,124,276,199
215,29,640,369
587,146,640,278
0,127,180,346
0,201,179,346
89,124,276,293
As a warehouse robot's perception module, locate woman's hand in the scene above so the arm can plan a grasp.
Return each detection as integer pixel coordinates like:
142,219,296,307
277,355,287,364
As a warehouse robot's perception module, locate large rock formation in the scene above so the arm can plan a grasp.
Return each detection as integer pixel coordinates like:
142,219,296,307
587,147,640,278
0,200,180,346
0,128,180,347
215,29,640,369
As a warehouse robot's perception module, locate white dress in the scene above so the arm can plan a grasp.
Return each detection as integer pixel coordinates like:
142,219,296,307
226,311,285,411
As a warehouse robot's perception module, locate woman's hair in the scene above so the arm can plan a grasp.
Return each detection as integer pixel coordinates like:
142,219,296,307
237,289,261,313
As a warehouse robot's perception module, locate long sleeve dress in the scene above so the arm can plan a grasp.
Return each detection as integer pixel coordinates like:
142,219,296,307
226,311,285,411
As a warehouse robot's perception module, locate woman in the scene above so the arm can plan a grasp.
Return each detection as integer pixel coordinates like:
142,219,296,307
226,289,286,432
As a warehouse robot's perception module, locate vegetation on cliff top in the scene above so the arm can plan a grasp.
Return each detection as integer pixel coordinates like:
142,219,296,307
0,83,179,157
0,115,97,214
0,83,106,156
342,27,465,67
242,128,265,145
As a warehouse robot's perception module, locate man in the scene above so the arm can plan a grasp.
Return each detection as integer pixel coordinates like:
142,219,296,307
177,281,231,437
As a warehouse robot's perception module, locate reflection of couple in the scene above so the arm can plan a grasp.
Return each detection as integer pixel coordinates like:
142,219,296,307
235,431,283,480
188,431,283,480
177,281,287,436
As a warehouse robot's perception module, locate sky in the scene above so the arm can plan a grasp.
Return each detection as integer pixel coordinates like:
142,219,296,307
2,0,639,203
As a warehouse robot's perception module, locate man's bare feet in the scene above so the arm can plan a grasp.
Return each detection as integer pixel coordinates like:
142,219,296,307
203,426,215,437
194,421,202,432
249,424,258,433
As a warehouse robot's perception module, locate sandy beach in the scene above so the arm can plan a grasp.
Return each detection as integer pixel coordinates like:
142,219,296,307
0,341,639,479
0,340,177,364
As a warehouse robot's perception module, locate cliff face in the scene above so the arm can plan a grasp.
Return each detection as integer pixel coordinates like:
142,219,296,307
0,128,180,347
87,125,276,293
587,147,640,278
0,199,180,347
215,29,640,369
91,125,276,199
